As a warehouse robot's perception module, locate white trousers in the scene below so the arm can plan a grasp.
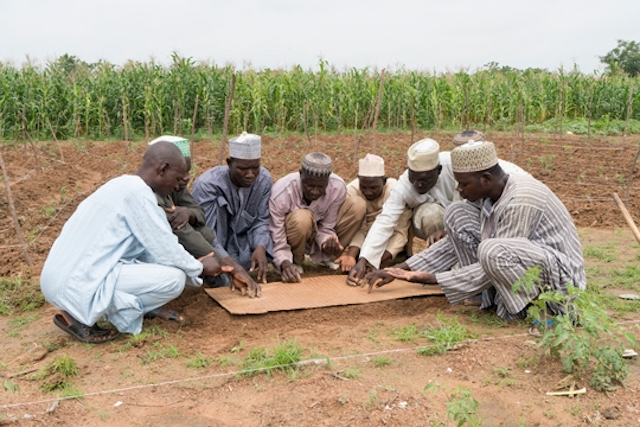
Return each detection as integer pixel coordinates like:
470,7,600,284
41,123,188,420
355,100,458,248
104,262,186,334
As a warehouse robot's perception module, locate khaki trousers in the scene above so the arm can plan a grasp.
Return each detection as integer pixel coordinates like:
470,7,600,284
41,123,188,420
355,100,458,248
284,196,366,265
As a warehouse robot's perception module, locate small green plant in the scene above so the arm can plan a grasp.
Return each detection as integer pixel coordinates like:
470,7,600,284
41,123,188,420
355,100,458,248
40,201,58,218
515,267,636,391
614,173,626,186
538,154,556,170
120,325,168,351
424,382,481,426
583,245,616,262
418,314,475,356
338,393,349,405
342,368,360,379
185,351,214,369
390,324,421,342
3,381,19,393
230,342,245,353
145,344,180,363
37,355,80,393
494,367,510,378
372,357,391,368
0,276,45,315
9,314,39,328
362,389,378,411
239,339,304,377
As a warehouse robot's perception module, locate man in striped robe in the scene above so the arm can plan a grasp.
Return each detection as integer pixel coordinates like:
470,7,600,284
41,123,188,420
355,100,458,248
365,140,586,320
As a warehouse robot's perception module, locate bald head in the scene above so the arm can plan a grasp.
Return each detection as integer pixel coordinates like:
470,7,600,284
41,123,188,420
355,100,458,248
142,141,186,168
137,141,188,197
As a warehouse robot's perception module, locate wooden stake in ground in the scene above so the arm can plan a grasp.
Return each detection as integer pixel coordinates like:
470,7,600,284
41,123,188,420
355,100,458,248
371,69,386,154
218,74,236,165
20,111,41,173
0,151,33,266
612,192,640,245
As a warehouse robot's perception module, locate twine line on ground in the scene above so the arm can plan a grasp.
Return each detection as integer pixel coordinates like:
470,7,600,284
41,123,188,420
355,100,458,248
2,319,639,411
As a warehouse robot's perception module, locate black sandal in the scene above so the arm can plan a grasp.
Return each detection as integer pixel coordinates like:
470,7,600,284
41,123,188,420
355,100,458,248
53,313,118,344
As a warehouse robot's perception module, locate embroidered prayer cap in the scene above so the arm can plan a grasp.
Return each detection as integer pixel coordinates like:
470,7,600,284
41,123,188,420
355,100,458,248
452,130,486,147
229,132,261,160
301,152,332,178
451,140,499,173
358,153,385,177
407,138,440,172
149,135,190,157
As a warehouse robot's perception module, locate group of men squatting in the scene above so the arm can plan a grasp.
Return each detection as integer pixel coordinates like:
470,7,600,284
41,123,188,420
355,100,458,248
40,130,586,343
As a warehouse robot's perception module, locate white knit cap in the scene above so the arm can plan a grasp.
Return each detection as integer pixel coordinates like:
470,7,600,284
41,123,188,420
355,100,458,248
229,132,261,160
407,138,440,172
358,153,385,177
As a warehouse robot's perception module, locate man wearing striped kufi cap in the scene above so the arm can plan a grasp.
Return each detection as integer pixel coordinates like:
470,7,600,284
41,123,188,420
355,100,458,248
192,132,273,287
269,152,366,282
366,140,585,323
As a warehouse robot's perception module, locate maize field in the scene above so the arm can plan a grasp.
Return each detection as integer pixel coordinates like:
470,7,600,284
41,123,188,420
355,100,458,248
1,54,639,141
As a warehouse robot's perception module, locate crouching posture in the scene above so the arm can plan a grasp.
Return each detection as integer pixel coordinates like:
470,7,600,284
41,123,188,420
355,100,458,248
366,140,585,320
40,142,246,343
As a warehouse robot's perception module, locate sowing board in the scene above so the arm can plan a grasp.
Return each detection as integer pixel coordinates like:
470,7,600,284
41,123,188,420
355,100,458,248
204,275,445,315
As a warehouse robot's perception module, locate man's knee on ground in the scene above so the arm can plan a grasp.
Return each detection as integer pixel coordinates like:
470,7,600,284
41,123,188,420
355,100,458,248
412,202,445,238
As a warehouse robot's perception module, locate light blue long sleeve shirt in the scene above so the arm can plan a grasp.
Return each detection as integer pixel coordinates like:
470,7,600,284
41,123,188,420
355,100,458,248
40,175,203,332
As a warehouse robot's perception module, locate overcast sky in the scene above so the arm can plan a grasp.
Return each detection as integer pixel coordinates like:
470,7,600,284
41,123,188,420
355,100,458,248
1,0,638,74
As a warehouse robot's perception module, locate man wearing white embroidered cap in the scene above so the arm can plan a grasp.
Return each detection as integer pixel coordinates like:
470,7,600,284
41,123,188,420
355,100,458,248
335,154,412,279
366,140,585,323
193,132,273,285
348,138,458,284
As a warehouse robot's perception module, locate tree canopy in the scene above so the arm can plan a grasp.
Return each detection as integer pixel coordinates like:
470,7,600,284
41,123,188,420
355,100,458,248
600,40,640,76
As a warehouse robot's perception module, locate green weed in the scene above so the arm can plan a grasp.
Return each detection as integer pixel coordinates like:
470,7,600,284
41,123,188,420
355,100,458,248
9,314,39,328
185,351,214,369
372,357,392,368
362,389,378,411
119,325,168,351
3,381,19,393
145,344,180,363
583,245,617,262
389,324,421,342
424,382,481,426
37,355,80,394
418,314,476,356
239,339,304,377
516,267,636,391
538,154,556,170
0,276,45,315
342,368,360,379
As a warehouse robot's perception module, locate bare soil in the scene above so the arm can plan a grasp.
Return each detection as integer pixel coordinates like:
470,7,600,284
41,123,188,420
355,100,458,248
1,131,640,426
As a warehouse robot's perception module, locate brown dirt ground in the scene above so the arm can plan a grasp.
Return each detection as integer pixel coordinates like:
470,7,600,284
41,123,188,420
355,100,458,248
1,131,640,426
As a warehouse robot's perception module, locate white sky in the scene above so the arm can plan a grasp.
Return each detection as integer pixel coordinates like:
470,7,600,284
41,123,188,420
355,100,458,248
1,0,638,73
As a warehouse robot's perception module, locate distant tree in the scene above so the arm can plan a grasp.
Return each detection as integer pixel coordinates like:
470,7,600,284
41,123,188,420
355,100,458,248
600,40,640,76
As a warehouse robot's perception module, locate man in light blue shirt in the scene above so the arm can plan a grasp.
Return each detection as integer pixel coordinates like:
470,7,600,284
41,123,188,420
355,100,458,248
40,142,255,343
